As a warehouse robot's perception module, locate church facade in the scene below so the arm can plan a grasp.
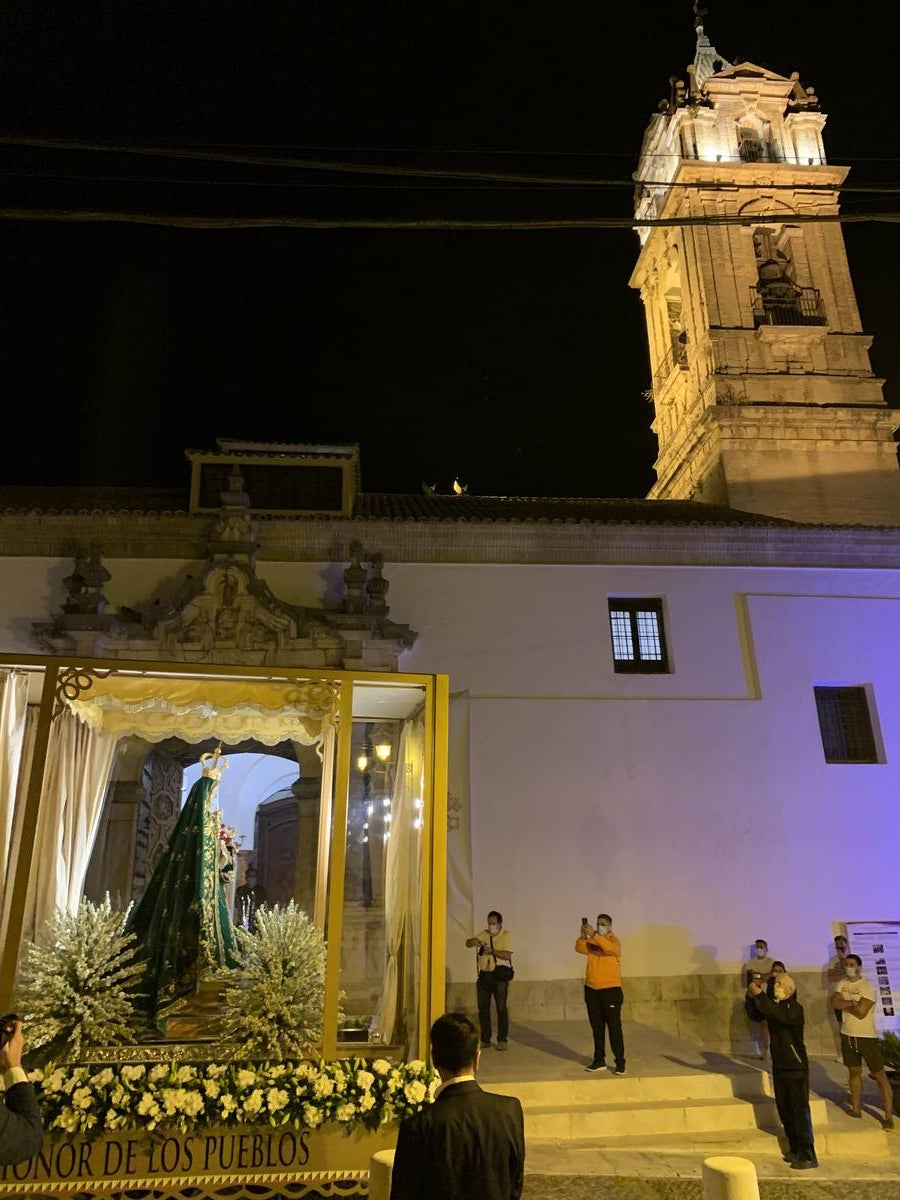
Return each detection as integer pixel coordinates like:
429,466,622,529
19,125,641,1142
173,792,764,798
1,23,899,1055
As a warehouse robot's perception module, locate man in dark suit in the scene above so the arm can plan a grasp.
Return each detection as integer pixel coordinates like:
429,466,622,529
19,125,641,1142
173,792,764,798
390,1012,525,1200
0,1018,43,1164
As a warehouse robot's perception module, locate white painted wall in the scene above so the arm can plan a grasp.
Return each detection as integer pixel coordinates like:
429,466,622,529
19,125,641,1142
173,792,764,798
4,555,900,984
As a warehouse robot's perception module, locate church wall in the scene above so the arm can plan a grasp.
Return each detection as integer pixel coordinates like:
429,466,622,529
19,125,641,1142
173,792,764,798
3,553,899,1050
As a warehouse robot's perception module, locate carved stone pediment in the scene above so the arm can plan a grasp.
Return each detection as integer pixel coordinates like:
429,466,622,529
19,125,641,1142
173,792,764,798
34,469,417,671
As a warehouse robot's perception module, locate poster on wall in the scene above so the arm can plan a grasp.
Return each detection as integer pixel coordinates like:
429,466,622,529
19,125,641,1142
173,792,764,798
845,921,900,1036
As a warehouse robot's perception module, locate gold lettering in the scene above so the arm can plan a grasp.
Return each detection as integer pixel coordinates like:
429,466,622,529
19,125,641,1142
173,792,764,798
237,1133,250,1170
102,1142,123,1175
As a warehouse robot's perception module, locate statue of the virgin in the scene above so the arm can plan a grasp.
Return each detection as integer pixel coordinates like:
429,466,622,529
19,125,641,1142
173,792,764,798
127,746,241,1019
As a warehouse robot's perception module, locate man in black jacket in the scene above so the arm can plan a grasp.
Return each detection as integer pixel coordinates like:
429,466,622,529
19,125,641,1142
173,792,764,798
746,974,817,1170
0,1018,43,1165
390,1012,525,1200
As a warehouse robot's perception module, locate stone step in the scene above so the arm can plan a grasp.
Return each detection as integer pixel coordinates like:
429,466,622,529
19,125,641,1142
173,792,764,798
523,1095,828,1140
490,1071,751,1106
526,1121,892,1166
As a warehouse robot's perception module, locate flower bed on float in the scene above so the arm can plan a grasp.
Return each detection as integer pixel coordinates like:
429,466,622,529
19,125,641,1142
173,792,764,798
34,1057,436,1138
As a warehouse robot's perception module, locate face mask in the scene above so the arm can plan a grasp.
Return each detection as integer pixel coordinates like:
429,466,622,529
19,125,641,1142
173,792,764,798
488,924,499,935
597,924,609,935
844,965,859,978
755,948,766,959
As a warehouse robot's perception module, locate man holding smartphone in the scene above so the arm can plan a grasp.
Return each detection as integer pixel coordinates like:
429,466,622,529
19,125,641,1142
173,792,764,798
576,913,625,1074
0,1017,43,1165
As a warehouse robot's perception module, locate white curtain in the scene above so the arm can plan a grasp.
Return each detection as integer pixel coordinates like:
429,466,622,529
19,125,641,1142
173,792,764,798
370,718,424,1051
0,670,29,880
446,691,476,985
23,709,119,940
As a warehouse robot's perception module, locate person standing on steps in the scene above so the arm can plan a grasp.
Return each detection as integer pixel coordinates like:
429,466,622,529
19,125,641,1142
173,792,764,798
832,954,895,1130
466,911,513,1051
746,972,818,1170
742,938,774,1058
576,912,625,1075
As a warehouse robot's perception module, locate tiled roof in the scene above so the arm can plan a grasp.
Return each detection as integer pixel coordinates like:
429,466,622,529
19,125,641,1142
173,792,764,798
0,486,190,514
0,485,797,526
352,494,797,526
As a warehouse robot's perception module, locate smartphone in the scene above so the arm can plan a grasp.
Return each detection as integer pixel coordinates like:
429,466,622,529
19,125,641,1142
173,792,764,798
581,916,588,926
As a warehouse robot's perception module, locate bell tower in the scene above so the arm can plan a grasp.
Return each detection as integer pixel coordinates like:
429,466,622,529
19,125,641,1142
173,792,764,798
630,15,900,524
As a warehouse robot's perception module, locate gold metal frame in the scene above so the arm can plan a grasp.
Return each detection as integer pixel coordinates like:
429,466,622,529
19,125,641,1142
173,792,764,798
0,652,450,1063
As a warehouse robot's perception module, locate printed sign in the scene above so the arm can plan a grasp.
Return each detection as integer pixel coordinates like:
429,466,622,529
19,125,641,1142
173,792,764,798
845,920,900,1035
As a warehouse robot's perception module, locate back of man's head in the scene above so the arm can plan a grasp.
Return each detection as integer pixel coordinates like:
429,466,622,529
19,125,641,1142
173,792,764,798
430,1012,479,1075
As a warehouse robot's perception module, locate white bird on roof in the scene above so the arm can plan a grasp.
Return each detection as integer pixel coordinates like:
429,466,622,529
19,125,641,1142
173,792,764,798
452,478,468,495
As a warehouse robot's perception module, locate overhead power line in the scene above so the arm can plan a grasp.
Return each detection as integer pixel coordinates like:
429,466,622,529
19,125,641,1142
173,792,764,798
3,207,900,231
1,134,900,195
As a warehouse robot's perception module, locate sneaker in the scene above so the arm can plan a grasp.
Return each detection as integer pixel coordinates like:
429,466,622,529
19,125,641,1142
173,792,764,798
790,1159,818,1170
496,1042,508,1051
847,1107,862,1119
883,1117,895,1131
782,1152,797,1164
480,1041,492,1049
613,1067,626,1076
585,1061,607,1072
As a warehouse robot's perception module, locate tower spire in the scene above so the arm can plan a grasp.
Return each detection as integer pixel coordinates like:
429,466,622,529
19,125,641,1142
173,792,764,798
692,1,730,89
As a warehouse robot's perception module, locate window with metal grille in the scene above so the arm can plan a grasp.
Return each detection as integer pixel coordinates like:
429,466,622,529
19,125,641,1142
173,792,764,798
814,686,879,764
608,599,669,674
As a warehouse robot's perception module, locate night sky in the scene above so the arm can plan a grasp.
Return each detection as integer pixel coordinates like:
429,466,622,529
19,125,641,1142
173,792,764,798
0,0,898,499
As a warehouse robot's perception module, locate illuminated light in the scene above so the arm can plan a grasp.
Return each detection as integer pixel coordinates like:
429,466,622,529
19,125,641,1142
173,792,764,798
362,835,369,843
356,754,369,772
367,803,374,817
375,742,391,761
383,831,390,842
382,797,391,808
414,797,423,809
363,822,369,830
384,813,392,823
413,817,422,830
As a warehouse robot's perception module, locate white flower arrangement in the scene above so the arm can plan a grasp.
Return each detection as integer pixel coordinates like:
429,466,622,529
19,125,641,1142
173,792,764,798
223,902,336,1059
16,897,143,1062
34,1057,436,1139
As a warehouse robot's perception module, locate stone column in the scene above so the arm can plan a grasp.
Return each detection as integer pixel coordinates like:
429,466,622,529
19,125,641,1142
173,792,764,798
83,781,144,907
293,777,321,920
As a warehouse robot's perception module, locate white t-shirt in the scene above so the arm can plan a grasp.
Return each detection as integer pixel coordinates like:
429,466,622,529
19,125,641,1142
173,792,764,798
837,976,878,1038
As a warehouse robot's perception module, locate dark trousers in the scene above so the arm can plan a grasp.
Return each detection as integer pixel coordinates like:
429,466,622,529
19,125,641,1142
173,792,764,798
773,1069,816,1164
584,985,625,1069
476,972,509,1044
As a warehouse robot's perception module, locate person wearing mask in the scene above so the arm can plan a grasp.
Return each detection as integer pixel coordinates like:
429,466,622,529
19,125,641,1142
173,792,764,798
826,933,850,1060
465,911,513,1051
0,1018,43,1165
746,973,817,1170
832,954,895,1129
576,913,625,1074
742,938,774,1058
390,1012,525,1200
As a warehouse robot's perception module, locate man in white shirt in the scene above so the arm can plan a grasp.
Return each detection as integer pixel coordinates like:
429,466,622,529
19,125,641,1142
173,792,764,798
832,954,894,1129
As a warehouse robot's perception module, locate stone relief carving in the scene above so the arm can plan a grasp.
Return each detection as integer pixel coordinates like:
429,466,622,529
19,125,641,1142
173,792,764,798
34,466,417,671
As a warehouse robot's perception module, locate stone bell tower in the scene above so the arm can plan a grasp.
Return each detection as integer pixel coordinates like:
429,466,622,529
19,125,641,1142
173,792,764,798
630,15,900,524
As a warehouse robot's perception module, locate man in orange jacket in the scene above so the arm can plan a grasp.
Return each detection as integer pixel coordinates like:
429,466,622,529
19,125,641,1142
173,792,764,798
575,913,625,1074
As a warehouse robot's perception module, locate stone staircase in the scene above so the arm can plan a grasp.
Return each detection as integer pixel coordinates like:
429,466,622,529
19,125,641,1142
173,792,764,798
490,1070,833,1142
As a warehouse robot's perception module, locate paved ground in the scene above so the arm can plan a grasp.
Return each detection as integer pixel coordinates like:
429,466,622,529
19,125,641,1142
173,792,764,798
475,1020,900,1196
